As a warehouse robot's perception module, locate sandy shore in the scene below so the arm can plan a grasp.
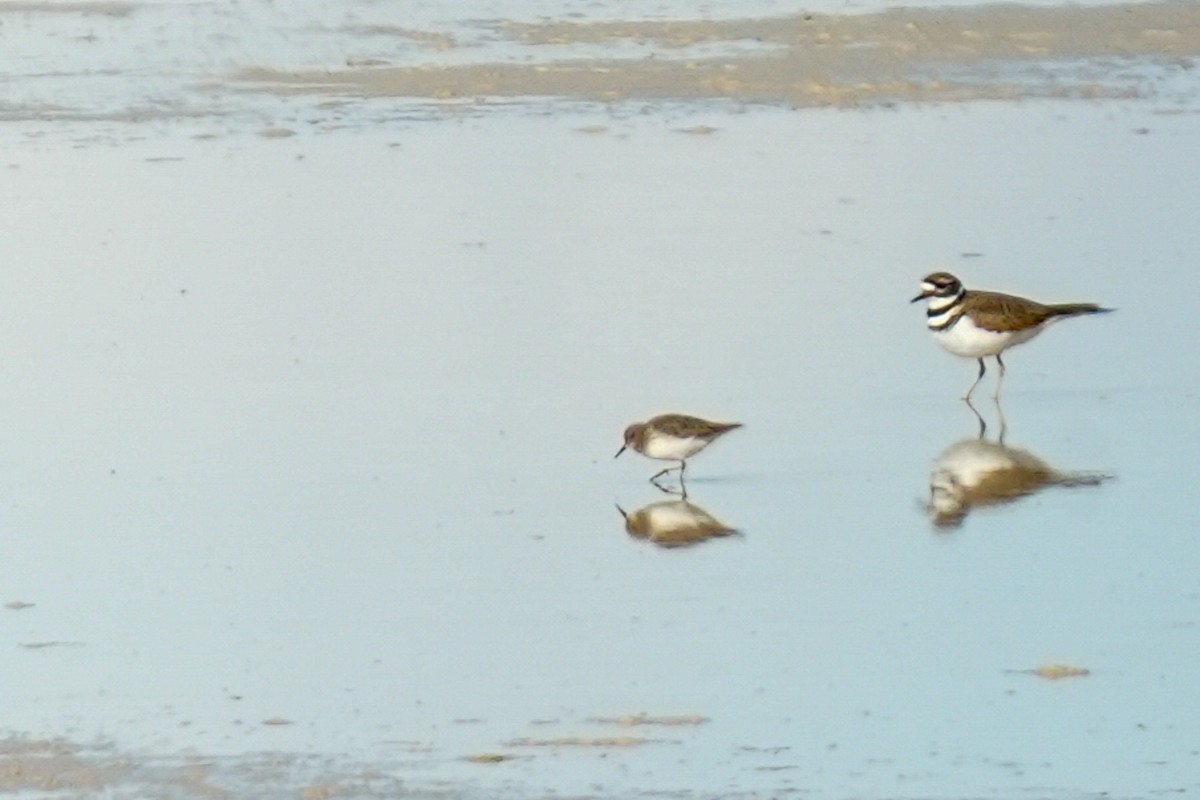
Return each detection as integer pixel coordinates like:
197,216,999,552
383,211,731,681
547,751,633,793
236,2,1200,107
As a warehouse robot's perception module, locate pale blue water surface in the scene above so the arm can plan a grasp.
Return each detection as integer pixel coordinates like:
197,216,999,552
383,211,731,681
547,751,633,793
2,3,1200,799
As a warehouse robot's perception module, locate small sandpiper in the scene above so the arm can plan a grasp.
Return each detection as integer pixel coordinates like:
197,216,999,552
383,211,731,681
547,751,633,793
912,271,1112,401
615,413,742,490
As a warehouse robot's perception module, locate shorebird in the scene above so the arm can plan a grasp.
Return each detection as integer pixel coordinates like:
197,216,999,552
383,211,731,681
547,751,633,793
912,271,1112,401
614,413,742,491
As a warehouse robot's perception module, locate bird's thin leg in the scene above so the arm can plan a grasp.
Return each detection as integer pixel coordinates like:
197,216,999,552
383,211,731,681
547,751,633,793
992,354,1007,401
963,358,986,403
994,394,1008,445
965,397,987,439
648,464,683,485
651,478,677,495
648,467,672,482
678,461,688,496
651,470,684,496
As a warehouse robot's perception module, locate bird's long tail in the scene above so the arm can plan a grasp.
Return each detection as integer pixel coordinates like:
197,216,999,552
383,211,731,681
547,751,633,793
1049,302,1114,317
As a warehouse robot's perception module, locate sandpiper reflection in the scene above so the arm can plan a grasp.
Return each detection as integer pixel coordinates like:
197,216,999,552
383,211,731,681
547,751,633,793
616,498,740,549
927,406,1111,529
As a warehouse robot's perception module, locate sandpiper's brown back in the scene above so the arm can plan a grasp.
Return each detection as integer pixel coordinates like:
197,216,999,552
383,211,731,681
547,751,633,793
648,414,743,439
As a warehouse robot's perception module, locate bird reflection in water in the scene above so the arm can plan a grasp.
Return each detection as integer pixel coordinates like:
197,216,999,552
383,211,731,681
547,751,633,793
927,403,1111,529
616,498,740,549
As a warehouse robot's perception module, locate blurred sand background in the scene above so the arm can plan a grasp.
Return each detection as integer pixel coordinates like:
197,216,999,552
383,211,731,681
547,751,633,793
237,2,1200,107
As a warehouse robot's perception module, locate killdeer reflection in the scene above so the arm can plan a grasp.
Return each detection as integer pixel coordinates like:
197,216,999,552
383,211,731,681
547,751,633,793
928,433,1110,529
615,413,742,492
616,499,739,549
912,272,1112,401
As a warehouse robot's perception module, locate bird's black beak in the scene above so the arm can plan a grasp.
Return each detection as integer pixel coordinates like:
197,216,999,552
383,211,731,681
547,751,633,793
614,503,628,520
911,288,932,303
614,444,627,459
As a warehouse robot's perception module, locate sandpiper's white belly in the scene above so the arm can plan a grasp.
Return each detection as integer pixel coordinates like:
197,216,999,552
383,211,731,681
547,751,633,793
932,314,1042,358
642,432,708,461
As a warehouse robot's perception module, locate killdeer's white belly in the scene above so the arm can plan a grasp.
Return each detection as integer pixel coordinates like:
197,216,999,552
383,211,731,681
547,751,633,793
642,432,707,461
931,314,1042,358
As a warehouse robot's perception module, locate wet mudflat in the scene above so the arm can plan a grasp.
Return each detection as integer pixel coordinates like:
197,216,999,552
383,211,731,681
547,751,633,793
236,2,1200,107
2,2,1200,799
4,0,1200,126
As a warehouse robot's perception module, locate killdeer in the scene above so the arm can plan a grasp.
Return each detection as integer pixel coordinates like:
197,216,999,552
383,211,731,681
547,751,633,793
614,413,742,491
912,272,1112,401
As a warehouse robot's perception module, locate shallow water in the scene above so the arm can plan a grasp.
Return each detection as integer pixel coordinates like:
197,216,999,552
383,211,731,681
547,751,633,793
4,2,1200,797
2,99,1199,797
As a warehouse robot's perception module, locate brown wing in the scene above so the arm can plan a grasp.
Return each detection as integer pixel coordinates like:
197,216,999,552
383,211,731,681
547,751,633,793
962,290,1057,332
649,414,743,438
